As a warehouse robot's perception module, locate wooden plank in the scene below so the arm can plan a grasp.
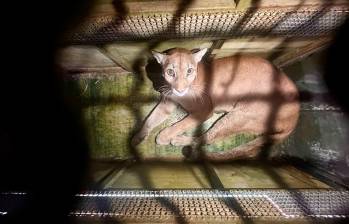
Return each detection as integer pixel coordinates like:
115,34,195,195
58,46,116,68
58,37,326,73
126,0,237,13
91,0,349,17
214,51,271,59
213,49,284,55
212,38,302,59
273,37,332,67
89,160,128,187
57,45,129,73
90,0,237,17
104,40,213,71
104,42,152,71
106,162,213,188
210,37,318,60
209,37,330,66
220,38,311,50
99,161,330,189
213,162,330,188
235,0,349,10
99,45,134,71
155,40,213,52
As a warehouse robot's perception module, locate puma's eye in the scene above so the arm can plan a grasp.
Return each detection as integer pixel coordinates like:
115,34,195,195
186,68,194,77
167,69,175,77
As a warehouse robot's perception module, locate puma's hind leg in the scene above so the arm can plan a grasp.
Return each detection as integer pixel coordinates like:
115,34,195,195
171,111,259,146
179,111,297,160
198,106,298,145
199,111,262,145
172,107,296,147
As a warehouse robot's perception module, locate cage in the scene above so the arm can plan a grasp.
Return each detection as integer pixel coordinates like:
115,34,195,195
2,0,349,223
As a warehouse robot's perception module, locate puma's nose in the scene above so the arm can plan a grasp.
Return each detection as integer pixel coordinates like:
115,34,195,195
175,88,186,93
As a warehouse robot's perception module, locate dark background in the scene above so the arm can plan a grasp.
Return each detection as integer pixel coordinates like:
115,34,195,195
1,1,93,223
1,1,348,223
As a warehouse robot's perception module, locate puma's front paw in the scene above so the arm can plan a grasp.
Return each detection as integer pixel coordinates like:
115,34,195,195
131,131,148,147
171,135,195,146
156,128,172,145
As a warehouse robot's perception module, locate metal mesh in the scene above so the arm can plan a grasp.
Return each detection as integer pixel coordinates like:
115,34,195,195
69,7,349,43
71,189,349,221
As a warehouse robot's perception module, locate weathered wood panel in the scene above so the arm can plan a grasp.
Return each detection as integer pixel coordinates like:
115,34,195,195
101,161,330,189
57,46,116,70
58,37,327,73
274,37,332,67
90,0,237,16
64,72,255,160
89,0,349,16
235,0,349,10
212,37,314,60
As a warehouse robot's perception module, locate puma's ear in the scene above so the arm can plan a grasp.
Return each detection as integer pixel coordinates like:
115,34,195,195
151,51,166,64
193,48,208,63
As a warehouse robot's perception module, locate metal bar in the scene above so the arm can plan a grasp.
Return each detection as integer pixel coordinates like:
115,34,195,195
70,189,349,221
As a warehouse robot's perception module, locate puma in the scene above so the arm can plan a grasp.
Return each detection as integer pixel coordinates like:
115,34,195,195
132,48,300,160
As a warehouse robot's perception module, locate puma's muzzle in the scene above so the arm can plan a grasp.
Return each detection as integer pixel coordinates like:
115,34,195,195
172,88,189,97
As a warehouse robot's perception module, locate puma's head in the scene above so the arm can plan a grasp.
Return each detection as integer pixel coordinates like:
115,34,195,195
152,48,207,97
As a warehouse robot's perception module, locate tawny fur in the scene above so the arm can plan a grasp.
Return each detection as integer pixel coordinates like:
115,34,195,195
132,48,300,160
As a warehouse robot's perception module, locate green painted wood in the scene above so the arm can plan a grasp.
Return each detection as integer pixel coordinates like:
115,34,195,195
64,73,256,160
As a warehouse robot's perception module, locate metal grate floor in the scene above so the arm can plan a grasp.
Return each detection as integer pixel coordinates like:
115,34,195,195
69,6,349,43
71,189,349,222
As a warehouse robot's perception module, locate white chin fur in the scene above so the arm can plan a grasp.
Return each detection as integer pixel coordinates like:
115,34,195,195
172,88,189,97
